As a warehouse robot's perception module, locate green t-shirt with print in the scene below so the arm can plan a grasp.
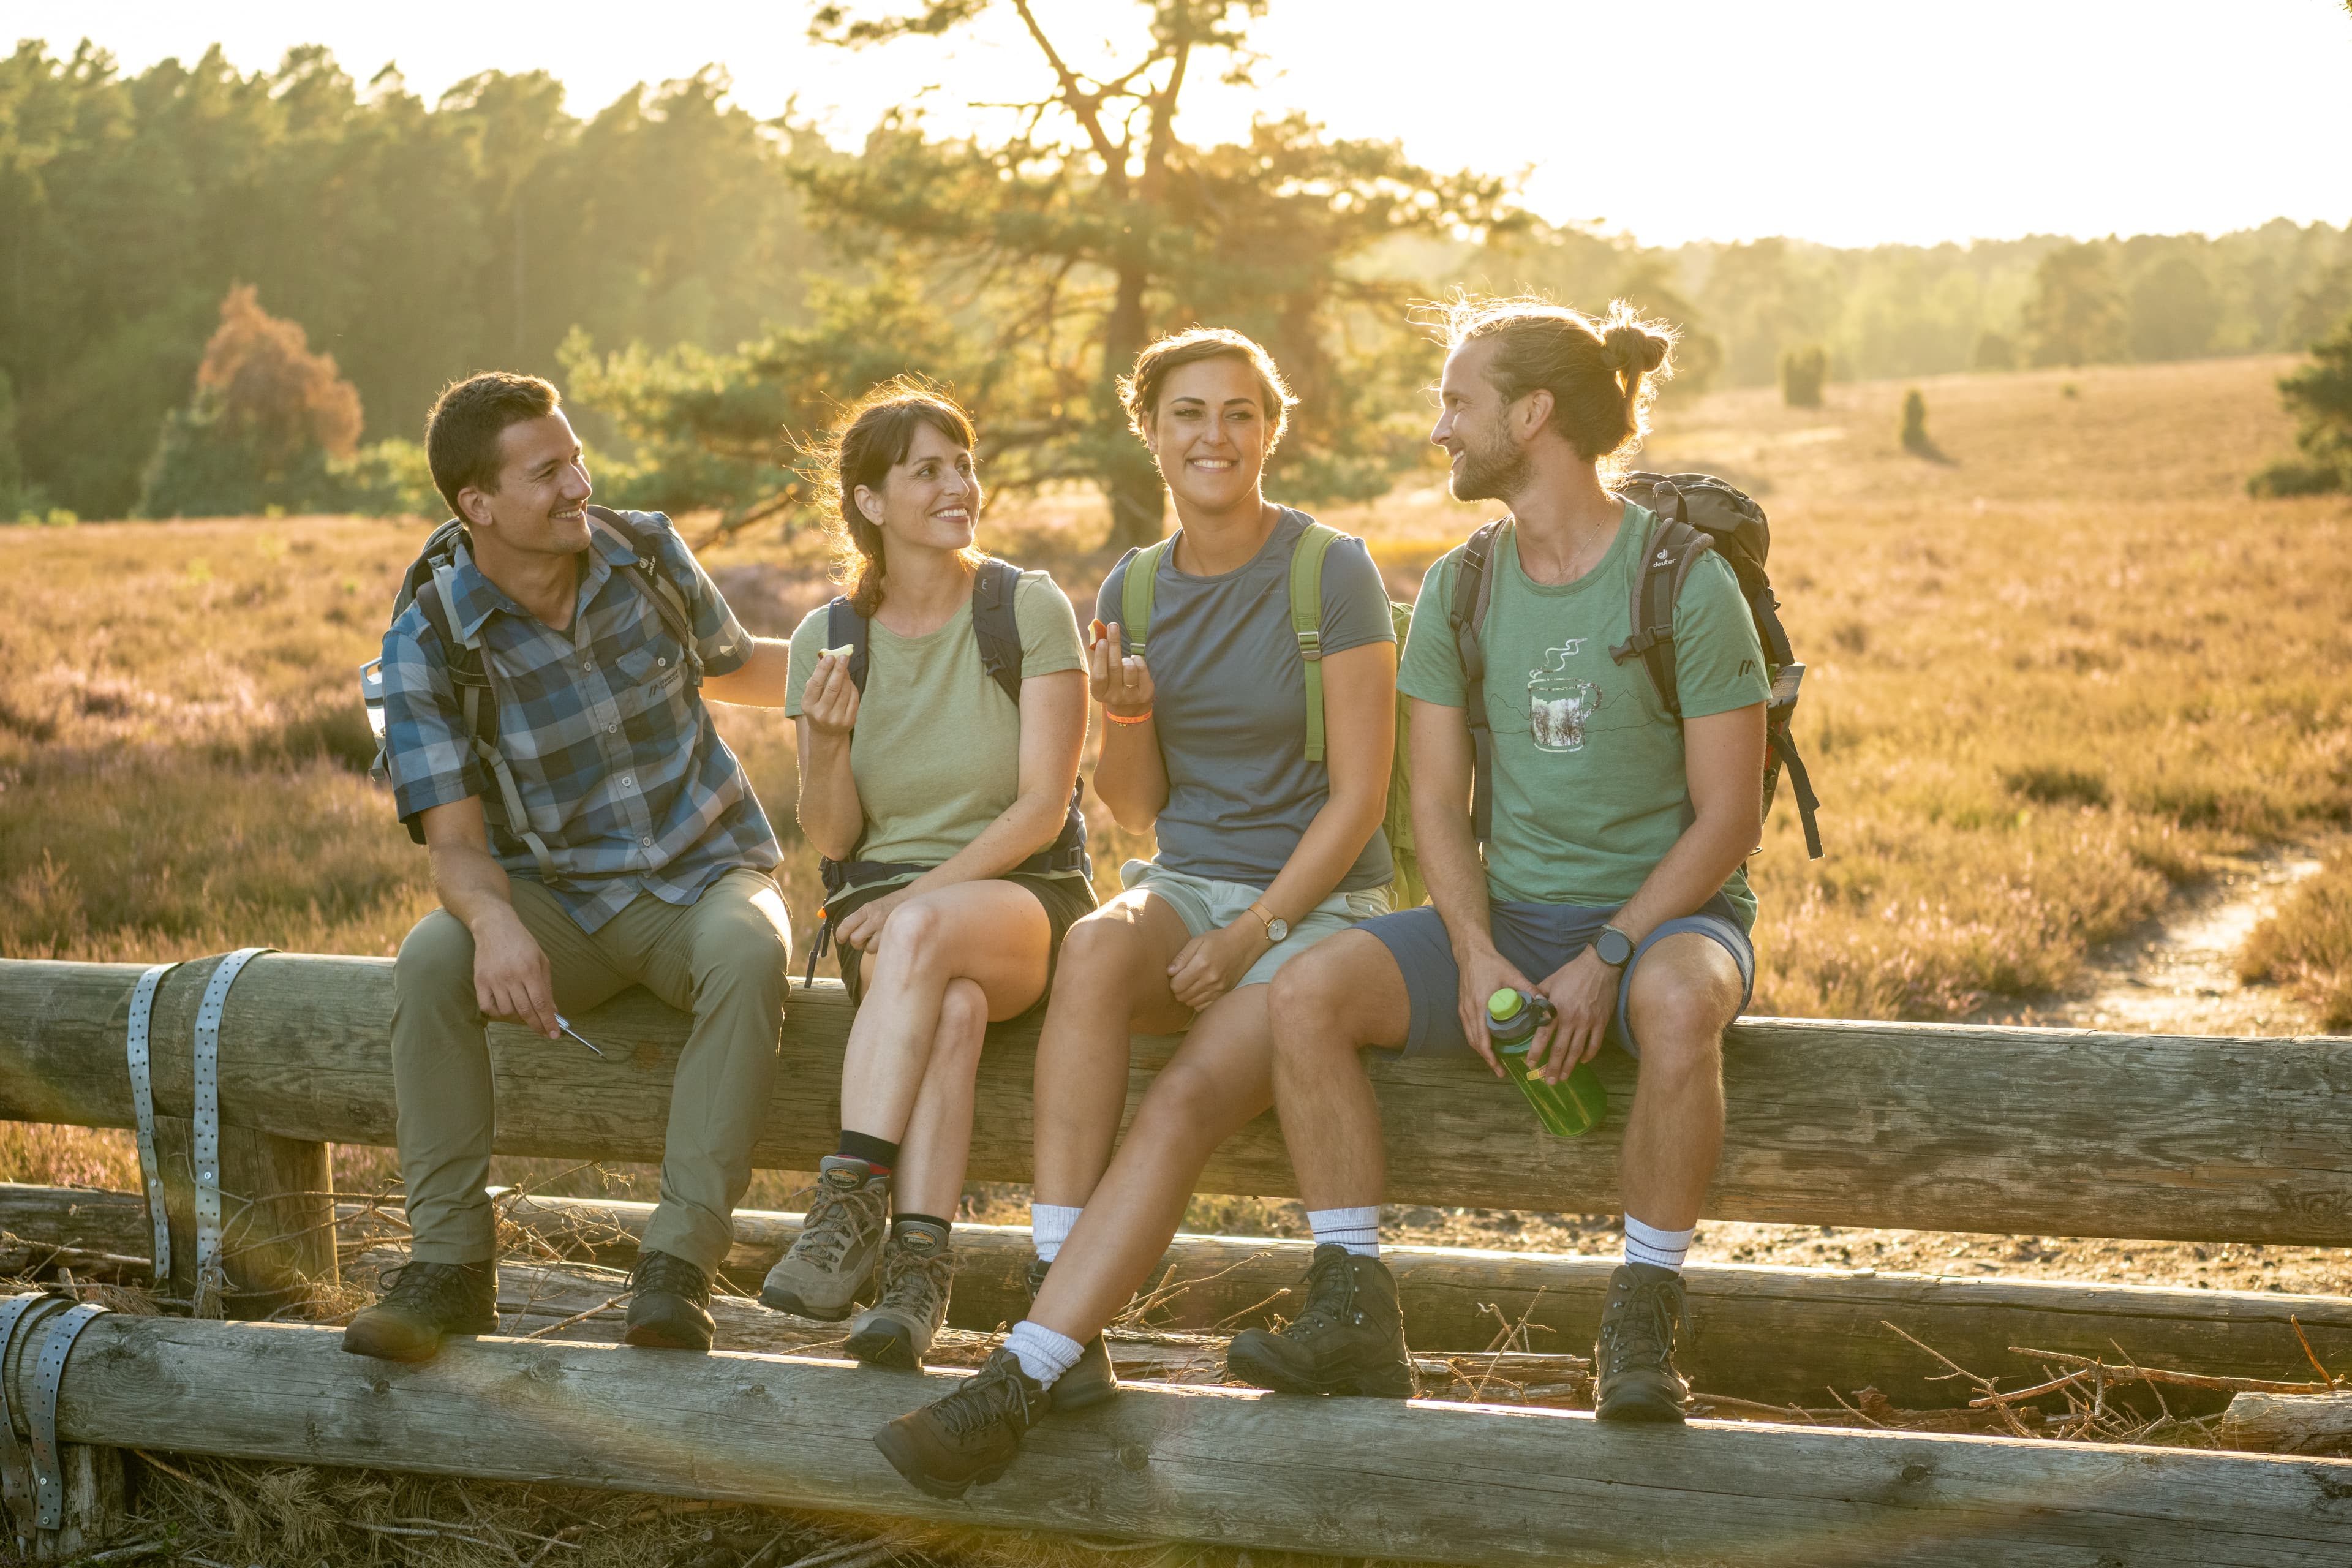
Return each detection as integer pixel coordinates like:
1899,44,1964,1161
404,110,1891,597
786,568,1084,880
1398,502,1770,928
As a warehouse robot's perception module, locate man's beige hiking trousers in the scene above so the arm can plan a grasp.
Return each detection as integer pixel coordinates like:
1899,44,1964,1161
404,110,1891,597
391,867,791,1275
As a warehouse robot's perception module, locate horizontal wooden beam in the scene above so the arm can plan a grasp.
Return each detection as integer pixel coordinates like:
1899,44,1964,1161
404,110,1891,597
25,1305,2352,1564
9,1182,2348,1414
11,954,2352,1244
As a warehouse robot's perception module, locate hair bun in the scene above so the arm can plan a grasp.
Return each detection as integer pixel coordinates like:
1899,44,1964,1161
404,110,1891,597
1603,323,1669,375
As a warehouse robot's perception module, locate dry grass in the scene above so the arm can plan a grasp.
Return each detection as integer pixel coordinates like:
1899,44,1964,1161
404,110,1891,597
2241,845,2352,1029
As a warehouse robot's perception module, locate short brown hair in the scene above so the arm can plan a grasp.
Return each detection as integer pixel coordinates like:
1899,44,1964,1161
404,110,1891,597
1119,327,1298,453
1444,297,1675,475
804,377,983,617
425,372,561,519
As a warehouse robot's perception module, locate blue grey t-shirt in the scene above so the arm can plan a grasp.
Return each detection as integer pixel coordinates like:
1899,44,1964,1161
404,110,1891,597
1100,508,1396,893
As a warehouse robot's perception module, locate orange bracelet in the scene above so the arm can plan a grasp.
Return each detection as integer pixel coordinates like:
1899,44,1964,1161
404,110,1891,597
1104,707,1154,725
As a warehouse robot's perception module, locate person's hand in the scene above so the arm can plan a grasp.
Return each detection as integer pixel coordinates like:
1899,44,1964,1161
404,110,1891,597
835,886,914,954
802,649,861,737
1087,619,1155,720
473,905,559,1039
1453,943,1542,1079
1166,919,1271,1013
1528,947,1618,1082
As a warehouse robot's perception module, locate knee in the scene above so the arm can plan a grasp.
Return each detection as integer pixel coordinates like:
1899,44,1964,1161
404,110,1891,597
1046,914,1141,1008
394,911,475,999
1630,986,1733,1084
937,978,989,1057
870,897,951,976
698,906,793,1001
1267,935,1373,1057
1136,1060,1230,1131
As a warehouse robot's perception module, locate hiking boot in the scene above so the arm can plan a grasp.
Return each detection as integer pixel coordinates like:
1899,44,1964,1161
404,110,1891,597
1224,1244,1415,1398
761,1156,889,1320
1024,1255,1118,1411
624,1248,715,1351
341,1260,497,1362
872,1346,1046,1498
1593,1262,1691,1423
845,1224,956,1370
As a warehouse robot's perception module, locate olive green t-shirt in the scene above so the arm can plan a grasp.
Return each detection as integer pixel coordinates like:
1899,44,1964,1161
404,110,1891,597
786,569,1085,881
1398,502,1770,927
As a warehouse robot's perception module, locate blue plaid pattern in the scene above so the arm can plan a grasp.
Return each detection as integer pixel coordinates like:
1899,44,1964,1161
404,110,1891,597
378,510,782,932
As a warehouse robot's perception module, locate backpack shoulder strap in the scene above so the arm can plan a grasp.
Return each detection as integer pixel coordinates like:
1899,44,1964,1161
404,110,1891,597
587,506,703,676
1288,521,1343,763
970,557,1025,707
410,562,560,881
1610,510,1712,720
824,597,869,695
1119,541,1170,657
1449,519,1508,843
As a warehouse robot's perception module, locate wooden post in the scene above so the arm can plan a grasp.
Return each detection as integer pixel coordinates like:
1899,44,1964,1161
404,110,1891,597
34,1310,2352,1566
152,1118,336,1316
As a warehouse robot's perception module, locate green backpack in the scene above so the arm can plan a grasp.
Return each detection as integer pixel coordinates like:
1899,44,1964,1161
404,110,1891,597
1119,524,1423,910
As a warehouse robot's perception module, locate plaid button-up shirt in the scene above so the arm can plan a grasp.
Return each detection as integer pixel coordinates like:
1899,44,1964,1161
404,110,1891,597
378,510,782,932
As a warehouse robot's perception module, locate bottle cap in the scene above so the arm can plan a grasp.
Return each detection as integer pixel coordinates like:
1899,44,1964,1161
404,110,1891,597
1487,987,1523,1022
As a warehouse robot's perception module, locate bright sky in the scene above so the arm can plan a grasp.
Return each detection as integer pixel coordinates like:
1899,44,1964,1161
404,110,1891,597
18,0,2352,247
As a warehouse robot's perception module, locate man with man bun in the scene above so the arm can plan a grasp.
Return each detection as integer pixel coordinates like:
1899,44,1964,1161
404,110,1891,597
1236,298,1770,1421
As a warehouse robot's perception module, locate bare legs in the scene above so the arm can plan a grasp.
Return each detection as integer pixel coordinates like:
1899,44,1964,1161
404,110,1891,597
1616,933,1740,1230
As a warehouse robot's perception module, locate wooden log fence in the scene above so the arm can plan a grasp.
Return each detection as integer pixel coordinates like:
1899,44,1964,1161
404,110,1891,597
11,954,2352,1246
13,1306,2352,1566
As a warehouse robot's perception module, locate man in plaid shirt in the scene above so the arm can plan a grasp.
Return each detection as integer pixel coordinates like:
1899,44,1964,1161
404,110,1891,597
345,372,795,1362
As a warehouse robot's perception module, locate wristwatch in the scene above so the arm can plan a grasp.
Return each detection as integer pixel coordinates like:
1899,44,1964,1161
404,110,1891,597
1593,925,1635,969
1248,902,1289,944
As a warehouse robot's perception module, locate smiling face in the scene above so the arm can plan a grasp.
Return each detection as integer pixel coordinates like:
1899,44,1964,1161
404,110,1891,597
1431,338,1531,505
464,409,594,555
1143,354,1269,514
854,418,981,553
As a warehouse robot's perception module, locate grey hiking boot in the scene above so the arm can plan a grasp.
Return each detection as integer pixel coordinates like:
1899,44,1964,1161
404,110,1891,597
1225,1244,1415,1398
873,1346,1046,1498
761,1156,889,1320
1593,1262,1692,1423
342,1260,497,1362
845,1223,956,1370
1024,1255,1118,1410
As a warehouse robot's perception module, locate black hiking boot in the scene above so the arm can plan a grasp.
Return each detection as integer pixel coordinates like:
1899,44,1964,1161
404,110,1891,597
1593,1262,1691,1423
1224,1244,1415,1398
873,1346,1047,1498
1024,1255,1118,1411
624,1248,715,1351
342,1260,497,1362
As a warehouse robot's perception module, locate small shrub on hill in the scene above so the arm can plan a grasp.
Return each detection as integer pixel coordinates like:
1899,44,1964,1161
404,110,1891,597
2250,311,2352,496
1779,344,1828,408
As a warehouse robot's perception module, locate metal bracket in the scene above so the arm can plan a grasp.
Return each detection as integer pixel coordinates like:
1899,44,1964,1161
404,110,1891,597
124,963,179,1284
27,1303,105,1529
191,948,273,1316
0,1294,68,1527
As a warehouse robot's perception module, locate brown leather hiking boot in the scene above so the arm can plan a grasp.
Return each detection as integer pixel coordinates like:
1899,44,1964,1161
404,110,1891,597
1225,1244,1415,1398
761,1156,889,1320
1593,1262,1691,1423
873,1346,1046,1498
1023,1254,1118,1410
624,1248,715,1351
342,1261,497,1362
845,1224,955,1370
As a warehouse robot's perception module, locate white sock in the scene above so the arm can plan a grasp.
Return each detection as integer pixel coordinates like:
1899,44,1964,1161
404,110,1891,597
1030,1202,1083,1264
1308,1205,1382,1258
1623,1213,1695,1273
1003,1319,1084,1388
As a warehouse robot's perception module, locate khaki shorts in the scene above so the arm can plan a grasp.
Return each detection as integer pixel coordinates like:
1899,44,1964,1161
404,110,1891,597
1119,859,1390,990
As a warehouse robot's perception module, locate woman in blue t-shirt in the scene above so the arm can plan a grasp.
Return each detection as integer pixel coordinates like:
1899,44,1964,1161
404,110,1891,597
874,327,1400,1492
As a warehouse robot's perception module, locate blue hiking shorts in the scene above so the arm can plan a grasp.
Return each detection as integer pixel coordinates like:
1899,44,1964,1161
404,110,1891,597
1364,894,1755,1059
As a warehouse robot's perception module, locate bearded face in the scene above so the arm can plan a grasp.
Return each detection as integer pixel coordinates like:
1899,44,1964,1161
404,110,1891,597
1447,401,1531,503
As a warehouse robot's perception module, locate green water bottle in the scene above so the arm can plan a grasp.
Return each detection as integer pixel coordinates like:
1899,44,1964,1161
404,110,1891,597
1487,988,1608,1137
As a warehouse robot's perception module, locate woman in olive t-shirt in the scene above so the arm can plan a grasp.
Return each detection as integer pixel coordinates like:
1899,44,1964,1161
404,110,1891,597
764,381,1093,1370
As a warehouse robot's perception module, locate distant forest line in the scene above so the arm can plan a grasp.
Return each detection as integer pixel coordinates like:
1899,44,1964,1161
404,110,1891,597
4,36,2348,524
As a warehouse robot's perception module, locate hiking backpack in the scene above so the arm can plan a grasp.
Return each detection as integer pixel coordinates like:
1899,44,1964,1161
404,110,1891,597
360,505,703,881
1119,524,1424,909
802,557,1092,982
1448,473,1823,859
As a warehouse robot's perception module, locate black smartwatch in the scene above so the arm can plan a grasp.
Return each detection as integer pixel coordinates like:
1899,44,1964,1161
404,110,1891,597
1593,925,1635,969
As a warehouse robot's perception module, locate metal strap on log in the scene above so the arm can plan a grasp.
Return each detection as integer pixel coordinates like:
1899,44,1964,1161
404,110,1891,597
187,948,272,1316
0,1294,61,1520
123,962,177,1283
24,1304,103,1531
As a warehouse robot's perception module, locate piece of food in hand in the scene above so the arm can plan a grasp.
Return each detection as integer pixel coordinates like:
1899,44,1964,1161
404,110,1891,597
821,644,856,660
1087,617,1108,645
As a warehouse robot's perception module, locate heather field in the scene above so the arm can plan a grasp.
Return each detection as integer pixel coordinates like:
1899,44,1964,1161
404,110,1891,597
4,353,2348,1207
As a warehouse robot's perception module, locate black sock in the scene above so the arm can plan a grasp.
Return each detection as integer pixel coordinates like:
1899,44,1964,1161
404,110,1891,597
835,1129,899,1172
892,1212,952,1241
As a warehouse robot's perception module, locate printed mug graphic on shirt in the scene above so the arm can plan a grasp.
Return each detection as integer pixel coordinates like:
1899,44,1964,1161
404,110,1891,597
1528,639,1602,752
